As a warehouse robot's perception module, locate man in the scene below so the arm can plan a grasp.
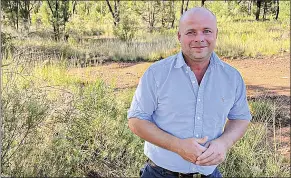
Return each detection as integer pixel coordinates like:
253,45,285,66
127,7,252,178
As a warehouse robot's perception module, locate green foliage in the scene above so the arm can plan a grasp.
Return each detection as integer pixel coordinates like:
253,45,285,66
113,14,137,41
1,63,145,176
1,32,14,57
1,86,51,176
250,100,273,123
219,123,289,177
38,2,51,28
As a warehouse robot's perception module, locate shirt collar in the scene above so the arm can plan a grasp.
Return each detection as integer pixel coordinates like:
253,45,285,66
174,51,224,68
174,51,186,68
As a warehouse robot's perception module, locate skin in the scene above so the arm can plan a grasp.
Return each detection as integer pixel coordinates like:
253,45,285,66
178,8,217,84
128,7,250,167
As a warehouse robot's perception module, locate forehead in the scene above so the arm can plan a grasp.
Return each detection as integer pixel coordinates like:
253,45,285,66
180,11,217,31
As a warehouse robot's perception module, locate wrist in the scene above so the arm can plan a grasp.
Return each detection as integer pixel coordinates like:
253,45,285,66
170,137,183,154
217,136,233,150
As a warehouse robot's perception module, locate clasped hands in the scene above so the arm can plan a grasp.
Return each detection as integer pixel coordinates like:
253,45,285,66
177,136,227,166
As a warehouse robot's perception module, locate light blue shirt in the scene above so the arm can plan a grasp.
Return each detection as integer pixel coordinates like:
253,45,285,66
127,51,252,175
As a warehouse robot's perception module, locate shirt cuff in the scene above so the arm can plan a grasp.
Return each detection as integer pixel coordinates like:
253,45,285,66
227,113,252,121
127,110,153,122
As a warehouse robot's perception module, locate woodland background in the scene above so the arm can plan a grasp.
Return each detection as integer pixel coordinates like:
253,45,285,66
1,0,290,177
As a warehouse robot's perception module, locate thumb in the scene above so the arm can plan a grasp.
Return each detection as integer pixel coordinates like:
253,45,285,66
195,136,208,144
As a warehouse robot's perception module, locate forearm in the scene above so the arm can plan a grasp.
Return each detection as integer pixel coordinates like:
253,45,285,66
217,119,250,149
128,118,181,153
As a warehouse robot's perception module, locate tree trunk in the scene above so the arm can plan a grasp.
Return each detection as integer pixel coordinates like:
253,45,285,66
201,0,206,7
185,0,189,12
114,0,120,25
106,0,119,26
48,0,60,41
248,0,252,15
181,0,184,15
23,0,31,32
72,0,77,14
275,0,279,20
8,1,16,29
171,1,175,28
263,1,267,20
161,0,165,28
16,0,19,30
255,0,261,20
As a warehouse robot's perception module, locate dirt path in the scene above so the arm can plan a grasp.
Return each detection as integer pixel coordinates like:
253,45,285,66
69,53,290,96
68,53,290,160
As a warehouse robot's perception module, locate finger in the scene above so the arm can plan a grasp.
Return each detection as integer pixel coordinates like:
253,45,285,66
196,143,207,153
204,142,210,148
197,156,222,166
185,156,197,164
196,152,216,165
195,136,208,144
197,146,214,161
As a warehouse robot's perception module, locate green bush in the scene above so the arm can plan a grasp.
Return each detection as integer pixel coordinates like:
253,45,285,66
219,123,289,177
1,64,145,176
113,14,137,41
250,100,273,123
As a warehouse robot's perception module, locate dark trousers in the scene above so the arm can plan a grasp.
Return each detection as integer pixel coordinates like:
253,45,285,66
140,162,223,178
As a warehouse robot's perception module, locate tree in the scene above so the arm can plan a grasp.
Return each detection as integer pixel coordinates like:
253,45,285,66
1,0,20,30
181,0,189,15
47,0,70,41
255,0,262,20
106,0,120,26
274,0,279,20
201,0,206,7
19,0,38,32
134,1,163,32
248,0,253,16
161,1,176,29
1,0,38,31
262,0,272,20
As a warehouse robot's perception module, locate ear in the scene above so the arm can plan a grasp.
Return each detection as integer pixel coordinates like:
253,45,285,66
178,31,181,42
216,28,218,39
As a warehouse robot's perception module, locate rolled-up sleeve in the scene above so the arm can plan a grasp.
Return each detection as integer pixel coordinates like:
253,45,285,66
127,67,158,122
227,72,252,121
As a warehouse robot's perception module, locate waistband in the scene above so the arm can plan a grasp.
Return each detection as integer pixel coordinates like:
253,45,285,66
147,159,207,178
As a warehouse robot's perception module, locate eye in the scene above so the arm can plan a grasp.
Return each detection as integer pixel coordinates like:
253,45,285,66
186,31,195,35
204,29,212,34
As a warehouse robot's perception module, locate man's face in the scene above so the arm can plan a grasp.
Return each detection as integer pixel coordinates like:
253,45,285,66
178,11,217,63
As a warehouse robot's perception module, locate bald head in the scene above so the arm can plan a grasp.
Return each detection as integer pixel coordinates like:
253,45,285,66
179,7,217,32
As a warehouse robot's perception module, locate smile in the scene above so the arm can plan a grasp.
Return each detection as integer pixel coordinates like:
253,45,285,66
192,47,207,48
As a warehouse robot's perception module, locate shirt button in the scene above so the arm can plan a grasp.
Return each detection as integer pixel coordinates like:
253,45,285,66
185,71,188,73
192,81,195,83
197,117,200,119
196,134,199,137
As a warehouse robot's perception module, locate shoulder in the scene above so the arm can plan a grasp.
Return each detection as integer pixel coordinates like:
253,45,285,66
220,61,241,76
148,54,177,73
212,52,245,85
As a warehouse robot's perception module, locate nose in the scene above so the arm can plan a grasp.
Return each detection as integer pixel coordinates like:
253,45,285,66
194,33,205,43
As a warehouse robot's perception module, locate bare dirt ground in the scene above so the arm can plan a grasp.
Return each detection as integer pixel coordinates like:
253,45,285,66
69,53,290,161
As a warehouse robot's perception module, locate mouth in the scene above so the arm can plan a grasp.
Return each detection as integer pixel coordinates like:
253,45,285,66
191,46,207,49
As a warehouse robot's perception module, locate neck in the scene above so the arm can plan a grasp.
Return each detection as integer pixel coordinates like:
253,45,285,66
184,56,210,73
183,54,211,85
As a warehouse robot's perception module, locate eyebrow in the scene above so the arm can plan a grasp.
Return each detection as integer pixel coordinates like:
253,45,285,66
185,27,213,32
